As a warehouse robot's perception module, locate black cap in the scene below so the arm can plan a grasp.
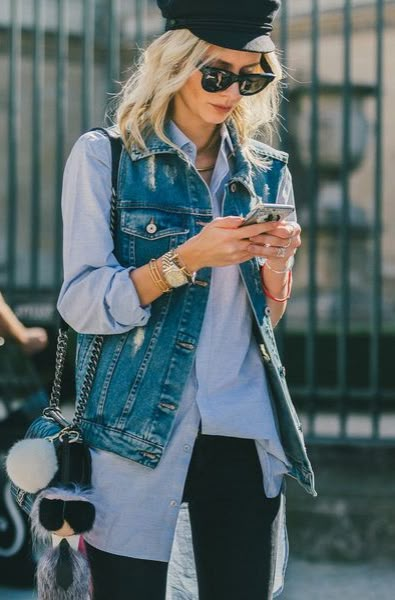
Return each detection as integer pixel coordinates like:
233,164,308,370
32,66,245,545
157,0,281,53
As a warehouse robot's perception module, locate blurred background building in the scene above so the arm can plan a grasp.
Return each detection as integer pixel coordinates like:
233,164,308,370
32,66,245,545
0,0,394,591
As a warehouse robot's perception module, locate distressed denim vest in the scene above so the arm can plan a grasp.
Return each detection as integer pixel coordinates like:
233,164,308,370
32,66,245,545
76,124,316,497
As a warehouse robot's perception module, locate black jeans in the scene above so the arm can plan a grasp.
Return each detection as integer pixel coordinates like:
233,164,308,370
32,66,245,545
86,434,282,600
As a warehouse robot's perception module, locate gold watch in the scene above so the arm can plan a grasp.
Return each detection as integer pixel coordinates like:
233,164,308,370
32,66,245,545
161,250,194,288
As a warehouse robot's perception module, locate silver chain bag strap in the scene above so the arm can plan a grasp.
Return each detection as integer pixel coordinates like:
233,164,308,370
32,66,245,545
5,129,123,599
8,129,122,511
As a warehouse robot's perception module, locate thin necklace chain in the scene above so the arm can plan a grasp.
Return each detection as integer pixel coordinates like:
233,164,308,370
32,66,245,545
196,150,234,173
196,163,216,172
200,126,220,153
196,127,221,172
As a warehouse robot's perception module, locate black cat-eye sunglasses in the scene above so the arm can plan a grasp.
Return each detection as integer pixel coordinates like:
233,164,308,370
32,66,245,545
199,65,275,96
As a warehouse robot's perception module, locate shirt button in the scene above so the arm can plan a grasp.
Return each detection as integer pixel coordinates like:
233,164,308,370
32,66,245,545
146,222,157,234
170,500,177,507
230,182,237,193
183,444,191,452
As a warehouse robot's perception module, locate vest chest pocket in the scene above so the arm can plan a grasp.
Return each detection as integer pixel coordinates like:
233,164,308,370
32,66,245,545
118,207,190,267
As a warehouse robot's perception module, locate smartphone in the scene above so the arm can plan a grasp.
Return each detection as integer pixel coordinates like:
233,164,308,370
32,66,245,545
241,203,295,226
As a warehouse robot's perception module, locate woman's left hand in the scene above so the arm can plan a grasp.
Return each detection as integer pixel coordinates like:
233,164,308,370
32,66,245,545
246,221,301,265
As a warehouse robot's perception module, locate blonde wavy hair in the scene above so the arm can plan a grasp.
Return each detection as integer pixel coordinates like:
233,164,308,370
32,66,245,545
115,29,282,163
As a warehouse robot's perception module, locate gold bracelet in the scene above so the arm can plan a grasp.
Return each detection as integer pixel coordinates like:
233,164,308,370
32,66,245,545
149,259,172,293
265,256,294,274
172,250,195,282
173,252,196,281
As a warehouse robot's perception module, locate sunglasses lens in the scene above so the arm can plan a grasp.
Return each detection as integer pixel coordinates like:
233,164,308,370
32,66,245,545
201,68,232,92
239,76,270,96
200,67,274,96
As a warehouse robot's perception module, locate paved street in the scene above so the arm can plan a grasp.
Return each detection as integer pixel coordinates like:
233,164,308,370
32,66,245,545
1,558,394,599
0,590,36,600
281,558,395,600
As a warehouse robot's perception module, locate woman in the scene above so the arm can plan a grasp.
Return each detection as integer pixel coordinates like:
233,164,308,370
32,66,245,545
57,0,315,598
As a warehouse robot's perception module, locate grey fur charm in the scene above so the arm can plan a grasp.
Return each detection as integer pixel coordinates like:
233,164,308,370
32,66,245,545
36,538,91,600
30,486,94,599
30,485,95,542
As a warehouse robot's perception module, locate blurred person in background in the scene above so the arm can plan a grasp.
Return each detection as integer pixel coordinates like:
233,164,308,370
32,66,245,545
0,291,49,429
0,292,48,356
0,293,48,585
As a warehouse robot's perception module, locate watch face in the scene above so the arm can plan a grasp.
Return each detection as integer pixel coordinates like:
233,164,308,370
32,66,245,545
164,266,188,287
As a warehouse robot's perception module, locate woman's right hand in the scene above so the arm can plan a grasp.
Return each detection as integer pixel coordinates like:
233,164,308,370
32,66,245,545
177,216,279,271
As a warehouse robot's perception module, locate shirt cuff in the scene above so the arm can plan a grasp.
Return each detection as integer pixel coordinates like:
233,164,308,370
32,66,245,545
105,267,151,328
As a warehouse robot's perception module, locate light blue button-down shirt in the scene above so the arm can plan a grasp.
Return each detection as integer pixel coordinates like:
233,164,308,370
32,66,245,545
58,125,292,596
176,122,287,443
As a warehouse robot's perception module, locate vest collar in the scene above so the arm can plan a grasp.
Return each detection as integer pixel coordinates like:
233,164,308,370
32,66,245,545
128,120,256,198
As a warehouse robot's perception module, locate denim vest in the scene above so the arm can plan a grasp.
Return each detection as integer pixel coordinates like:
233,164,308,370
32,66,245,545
76,124,316,497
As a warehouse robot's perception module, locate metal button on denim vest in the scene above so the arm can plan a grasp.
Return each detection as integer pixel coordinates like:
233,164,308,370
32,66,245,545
76,123,316,497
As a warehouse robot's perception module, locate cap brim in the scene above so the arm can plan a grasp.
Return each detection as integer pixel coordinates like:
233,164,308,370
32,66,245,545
187,28,276,53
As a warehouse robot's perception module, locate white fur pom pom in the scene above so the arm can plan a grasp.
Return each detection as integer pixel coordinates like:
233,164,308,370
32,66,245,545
6,438,58,493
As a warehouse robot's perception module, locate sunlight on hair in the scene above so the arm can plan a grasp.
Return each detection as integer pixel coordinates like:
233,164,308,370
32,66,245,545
114,30,283,167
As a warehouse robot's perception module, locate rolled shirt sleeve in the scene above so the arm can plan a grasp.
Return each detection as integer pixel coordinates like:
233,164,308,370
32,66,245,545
57,130,151,334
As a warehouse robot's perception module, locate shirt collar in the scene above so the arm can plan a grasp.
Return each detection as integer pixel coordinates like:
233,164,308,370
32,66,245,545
167,120,234,164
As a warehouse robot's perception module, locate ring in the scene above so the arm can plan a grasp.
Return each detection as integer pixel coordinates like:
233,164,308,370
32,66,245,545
276,247,287,258
283,238,292,249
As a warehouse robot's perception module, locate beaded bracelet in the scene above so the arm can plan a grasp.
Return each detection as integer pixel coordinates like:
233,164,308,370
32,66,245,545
260,266,293,303
149,258,172,293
